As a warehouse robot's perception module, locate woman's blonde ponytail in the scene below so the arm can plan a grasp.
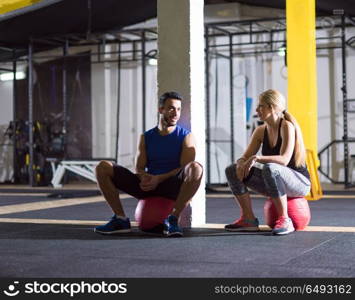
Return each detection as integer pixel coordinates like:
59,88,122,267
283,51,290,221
283,111,306,167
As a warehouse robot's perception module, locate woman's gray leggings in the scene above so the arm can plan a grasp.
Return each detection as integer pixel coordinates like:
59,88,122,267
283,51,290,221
225,163,311,198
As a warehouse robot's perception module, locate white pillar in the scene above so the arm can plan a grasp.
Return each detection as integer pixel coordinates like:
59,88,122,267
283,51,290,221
157,0,206,226
104,45,112,158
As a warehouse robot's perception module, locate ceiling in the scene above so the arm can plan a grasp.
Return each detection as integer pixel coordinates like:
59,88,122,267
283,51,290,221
0,0,354,62
207,0,355,16
0,0,157,61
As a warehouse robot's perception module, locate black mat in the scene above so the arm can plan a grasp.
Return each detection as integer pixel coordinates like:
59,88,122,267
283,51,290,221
1,195,355,278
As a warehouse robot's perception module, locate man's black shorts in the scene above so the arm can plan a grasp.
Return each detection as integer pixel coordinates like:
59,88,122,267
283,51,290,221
112,164,184,200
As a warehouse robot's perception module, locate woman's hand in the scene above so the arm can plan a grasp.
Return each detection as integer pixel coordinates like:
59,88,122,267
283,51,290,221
236,161,245,181
243,155,258,179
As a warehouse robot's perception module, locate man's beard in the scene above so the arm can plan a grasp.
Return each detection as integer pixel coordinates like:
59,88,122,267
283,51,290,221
163,116,177,127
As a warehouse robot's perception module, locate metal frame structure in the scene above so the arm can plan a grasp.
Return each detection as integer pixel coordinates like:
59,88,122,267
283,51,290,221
205,17,292,187
49,159,115,188
1,14,355,187
316,13,355,188
204,14,355,188
2,28,158,186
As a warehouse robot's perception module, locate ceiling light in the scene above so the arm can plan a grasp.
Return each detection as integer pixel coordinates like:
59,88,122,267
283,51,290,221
0,71,26,81
148,58,157,66
277,46,286,57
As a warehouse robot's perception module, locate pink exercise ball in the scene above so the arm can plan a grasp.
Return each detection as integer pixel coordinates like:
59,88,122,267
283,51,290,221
135,196,175,231
264,196,311,230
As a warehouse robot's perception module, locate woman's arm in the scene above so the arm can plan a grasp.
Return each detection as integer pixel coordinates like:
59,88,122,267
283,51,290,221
238,125,264,163
236,126,263,180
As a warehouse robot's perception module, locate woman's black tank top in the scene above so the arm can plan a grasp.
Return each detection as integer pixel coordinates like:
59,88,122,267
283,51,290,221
261,119,310,180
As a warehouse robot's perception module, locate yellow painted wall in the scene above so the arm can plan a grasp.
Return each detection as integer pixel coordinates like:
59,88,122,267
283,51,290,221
286,0,318,155
287,0,322,200
0,0,42,15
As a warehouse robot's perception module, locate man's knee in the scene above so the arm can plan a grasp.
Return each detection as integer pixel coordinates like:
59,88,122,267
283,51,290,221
185,161,203,180
95,160,114,179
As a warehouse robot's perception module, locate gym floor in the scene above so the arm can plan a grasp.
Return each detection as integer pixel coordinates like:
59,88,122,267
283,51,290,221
0,184,354,278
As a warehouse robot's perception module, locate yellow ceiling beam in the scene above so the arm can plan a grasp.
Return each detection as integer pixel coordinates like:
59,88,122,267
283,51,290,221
0,0,42,15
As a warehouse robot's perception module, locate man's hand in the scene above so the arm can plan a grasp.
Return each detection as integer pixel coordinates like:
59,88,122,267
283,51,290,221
139,174,160,191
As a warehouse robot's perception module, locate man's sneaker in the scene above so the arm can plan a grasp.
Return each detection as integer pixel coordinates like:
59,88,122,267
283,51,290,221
225,218,259,232
272,216,295,235
94,215,131,235
163,215,183,237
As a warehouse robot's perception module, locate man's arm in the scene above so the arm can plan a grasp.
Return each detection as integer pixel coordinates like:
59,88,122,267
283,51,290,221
135,134,148,179
180,133,196,166
137,132,196,191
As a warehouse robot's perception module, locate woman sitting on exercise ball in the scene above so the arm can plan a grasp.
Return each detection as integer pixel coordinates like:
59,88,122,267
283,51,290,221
225,89,311,235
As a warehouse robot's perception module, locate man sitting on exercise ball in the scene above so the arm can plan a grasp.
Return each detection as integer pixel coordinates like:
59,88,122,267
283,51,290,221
94,91,203,237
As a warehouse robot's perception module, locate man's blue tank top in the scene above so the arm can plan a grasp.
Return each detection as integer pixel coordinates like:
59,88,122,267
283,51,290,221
144,125,190,175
